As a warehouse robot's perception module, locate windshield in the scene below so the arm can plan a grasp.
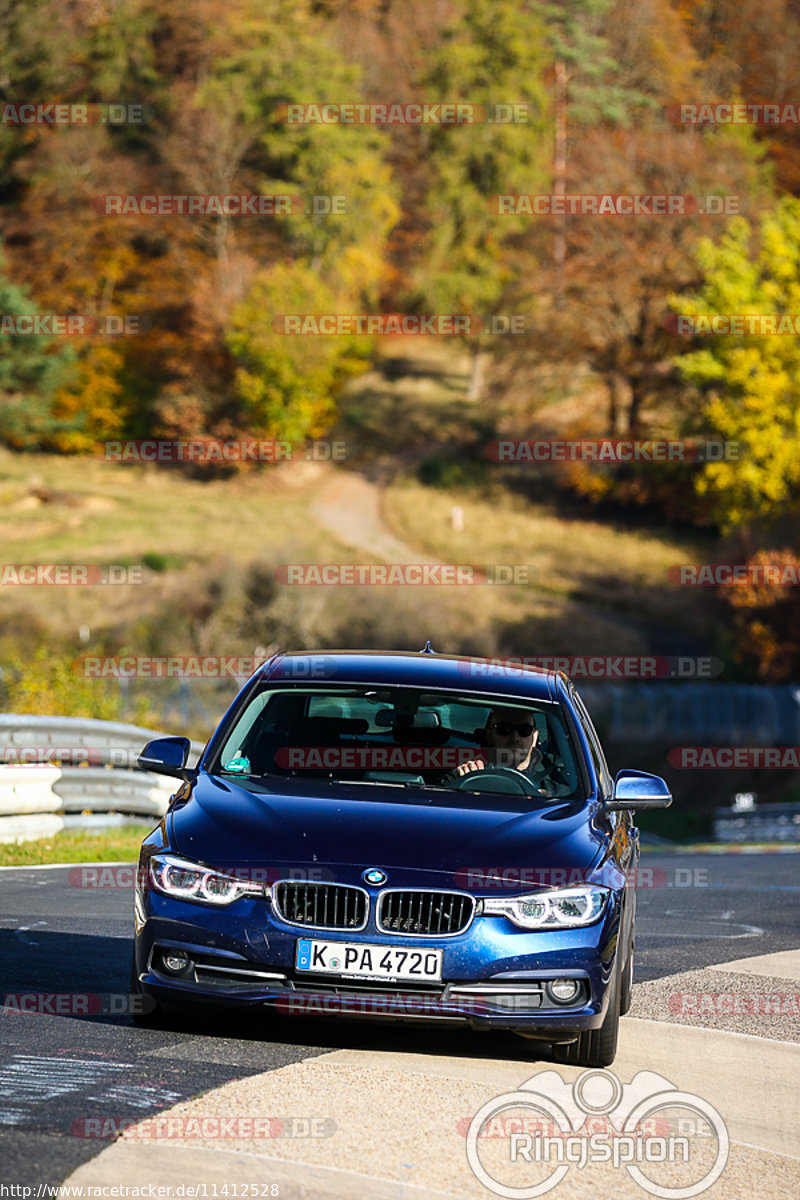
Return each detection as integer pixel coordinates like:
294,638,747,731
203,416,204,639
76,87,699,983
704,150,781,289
212,685,585,803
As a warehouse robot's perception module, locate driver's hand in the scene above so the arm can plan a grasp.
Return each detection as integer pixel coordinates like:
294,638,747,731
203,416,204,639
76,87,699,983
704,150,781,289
452,760,485,777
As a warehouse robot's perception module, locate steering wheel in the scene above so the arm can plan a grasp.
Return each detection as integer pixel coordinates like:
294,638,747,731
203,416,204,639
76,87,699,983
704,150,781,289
450,766,550,798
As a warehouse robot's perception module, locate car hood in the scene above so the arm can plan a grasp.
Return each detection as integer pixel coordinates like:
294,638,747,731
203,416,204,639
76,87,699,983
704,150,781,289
168,774,609,890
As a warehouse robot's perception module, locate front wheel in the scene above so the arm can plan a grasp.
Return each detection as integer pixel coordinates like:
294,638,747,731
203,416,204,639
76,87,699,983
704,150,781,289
549,957,620,1068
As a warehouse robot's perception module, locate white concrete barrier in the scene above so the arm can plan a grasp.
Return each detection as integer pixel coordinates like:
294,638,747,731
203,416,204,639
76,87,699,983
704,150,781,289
0,765,62,816
0,715,204,843
53,767,175,815
0,813,66,842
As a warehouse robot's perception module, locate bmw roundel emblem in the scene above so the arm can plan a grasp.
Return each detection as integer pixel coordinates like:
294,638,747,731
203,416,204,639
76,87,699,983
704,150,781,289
363,867,387,886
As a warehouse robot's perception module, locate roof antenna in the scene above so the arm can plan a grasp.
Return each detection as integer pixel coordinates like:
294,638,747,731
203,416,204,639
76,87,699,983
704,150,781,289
420,641,435,654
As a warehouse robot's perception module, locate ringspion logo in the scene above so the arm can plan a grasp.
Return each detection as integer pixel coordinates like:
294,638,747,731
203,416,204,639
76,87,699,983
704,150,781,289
466,1069,728,1198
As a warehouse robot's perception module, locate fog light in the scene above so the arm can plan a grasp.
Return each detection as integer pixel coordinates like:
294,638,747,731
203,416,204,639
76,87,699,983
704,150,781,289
546,978,581,1004
162,950,190,974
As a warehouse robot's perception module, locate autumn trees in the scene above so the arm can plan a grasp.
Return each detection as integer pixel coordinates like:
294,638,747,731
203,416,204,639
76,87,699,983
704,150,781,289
1,0,799,551
1,0,401,449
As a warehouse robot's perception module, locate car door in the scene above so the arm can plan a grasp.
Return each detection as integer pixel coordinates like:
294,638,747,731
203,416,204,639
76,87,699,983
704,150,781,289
569,685,638,954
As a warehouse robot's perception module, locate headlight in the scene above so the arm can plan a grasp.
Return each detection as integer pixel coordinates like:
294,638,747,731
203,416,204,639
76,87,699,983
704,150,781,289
483,885,609,929
148,854,267,907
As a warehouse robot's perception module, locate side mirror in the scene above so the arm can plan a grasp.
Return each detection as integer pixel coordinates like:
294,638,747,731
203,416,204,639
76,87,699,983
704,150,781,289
138,736,194,781
605,769,672,811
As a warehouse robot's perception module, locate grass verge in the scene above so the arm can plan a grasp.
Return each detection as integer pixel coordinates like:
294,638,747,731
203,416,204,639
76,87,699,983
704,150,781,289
0,825,151,866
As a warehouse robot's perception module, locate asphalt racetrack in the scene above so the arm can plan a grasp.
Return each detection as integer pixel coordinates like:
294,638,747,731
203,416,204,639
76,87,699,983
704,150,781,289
1,850,798,1196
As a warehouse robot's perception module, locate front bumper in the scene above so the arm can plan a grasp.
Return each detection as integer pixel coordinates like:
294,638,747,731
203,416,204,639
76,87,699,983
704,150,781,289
134,887,622,1039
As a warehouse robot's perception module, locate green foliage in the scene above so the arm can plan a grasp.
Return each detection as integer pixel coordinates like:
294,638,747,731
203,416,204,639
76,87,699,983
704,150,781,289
0,247,79,449
178,0,400,303
672,199,800,531
226,262,372,441
141,551,170,573
410,0,551,317
0,645,126,719
538,0,647,122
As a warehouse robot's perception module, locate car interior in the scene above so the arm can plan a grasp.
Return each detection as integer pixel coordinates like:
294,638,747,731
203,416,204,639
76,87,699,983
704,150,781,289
215,686,582,801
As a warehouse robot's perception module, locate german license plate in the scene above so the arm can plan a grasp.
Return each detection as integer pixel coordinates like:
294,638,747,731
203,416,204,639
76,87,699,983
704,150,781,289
295,939,442,982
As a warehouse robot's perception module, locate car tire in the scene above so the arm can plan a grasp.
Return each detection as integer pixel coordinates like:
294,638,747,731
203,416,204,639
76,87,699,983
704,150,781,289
619,937,634,1016
550,955,621,1069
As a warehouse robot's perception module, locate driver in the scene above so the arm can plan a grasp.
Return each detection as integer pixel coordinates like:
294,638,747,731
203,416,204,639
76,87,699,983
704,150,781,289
450,706,543,780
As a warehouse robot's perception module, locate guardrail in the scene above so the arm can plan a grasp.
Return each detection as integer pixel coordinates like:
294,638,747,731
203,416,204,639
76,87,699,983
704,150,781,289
581,683,800,744
0,715,206,844
713,802,800,843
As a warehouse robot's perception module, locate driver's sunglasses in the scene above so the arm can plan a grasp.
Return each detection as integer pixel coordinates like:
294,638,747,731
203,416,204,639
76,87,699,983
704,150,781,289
489,722,535,737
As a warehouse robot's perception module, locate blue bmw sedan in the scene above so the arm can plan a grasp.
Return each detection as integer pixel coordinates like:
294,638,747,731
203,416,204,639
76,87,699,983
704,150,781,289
132,648,671,1066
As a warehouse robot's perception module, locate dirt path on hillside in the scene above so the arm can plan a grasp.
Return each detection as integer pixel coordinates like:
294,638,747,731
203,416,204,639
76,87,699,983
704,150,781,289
311,469,441,565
